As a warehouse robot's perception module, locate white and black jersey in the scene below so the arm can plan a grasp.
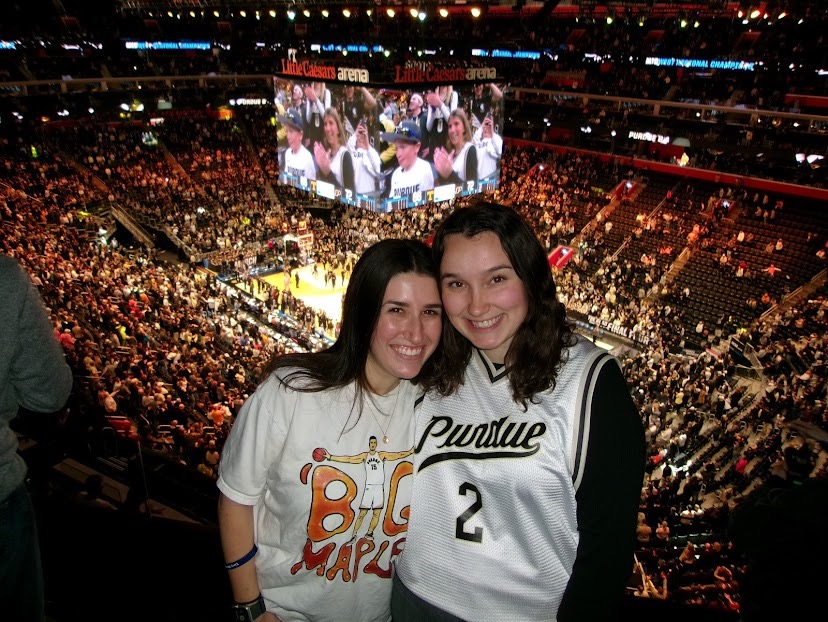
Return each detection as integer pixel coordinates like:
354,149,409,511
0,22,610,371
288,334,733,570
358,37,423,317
395,338,644,621
388,158,434,198
284,146,316,181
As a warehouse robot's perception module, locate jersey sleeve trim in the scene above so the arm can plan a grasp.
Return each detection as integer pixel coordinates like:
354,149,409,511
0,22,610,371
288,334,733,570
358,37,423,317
570,351,616,492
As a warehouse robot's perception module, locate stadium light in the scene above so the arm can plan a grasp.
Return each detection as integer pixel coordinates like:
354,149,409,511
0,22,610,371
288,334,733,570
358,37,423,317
750,9,760,18
303,9,310,17
439,8,448,17
471,7,481,18
322,9,329,17
387,8,395,17
287,10,295,20
269,10,276,18
343,8,351,18
410,8,418,17
606,16,613,24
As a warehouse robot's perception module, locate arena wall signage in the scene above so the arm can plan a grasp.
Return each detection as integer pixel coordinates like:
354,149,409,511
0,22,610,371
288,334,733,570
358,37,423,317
124,40,211,50
644,57,755,71
279,60,370,84
393,65,497,84
628,131,671,144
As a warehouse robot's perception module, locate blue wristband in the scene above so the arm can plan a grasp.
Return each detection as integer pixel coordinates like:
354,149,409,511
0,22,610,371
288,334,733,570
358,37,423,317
224,544,258,570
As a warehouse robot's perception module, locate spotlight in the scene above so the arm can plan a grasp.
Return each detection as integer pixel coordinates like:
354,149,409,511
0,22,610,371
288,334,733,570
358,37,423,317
189,11,195,17
269,10,276,18
213,10,220,17
439,8,448,17
384,50,390,57
471,7,481,18
737,10,743,18
418,11,426,20
322,9,329,17
239,10,246,17
750,9,760,19
287,10,295,20
680,19,687,28
694,20,699,28
88,107,94,114
410,8,418,17
778,11,787,19
606,16,613,24
343,9,351,18
303,9,310,17
387,8,395,17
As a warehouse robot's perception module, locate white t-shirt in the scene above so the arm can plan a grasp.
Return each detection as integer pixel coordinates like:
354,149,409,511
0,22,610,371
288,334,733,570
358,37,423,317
284,146,316,180
452,141,477,183
328,144,348,187
388,158,434,198
218,372,420,622
347,135,382,195
473,129,503,180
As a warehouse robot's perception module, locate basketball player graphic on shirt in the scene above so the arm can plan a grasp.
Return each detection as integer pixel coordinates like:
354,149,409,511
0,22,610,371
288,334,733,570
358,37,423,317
325,436,412,542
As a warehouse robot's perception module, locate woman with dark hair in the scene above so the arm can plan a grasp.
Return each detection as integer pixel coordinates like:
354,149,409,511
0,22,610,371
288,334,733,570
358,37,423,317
313,107,354,191
218,239,443,622
393,203,645,622
433,109,478,187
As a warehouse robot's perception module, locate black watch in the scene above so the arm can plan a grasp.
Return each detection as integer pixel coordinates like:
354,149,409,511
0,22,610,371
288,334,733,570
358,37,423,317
231,595,266,622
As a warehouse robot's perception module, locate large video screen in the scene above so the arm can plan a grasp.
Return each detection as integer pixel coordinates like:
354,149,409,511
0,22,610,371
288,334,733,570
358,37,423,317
273,79,505,211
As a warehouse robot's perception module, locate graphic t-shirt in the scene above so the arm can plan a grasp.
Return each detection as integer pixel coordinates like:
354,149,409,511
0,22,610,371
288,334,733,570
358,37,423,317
218,373,419,622
284,146,317,180
388,158,434,198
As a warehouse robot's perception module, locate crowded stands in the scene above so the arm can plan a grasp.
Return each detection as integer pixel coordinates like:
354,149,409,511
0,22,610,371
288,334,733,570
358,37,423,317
2,1,827,618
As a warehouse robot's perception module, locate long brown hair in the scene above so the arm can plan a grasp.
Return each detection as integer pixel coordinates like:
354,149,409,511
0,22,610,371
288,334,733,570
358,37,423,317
424,202,574,408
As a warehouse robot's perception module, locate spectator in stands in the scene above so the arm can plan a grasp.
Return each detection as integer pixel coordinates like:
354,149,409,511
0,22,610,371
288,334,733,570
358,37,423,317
0,255,73,622
433,109,478,186
313,107,354,191
347,118,383,196
473,112,503,180
394,203,644,622
380,121,435,199
217,239,442,622
277,110,316,182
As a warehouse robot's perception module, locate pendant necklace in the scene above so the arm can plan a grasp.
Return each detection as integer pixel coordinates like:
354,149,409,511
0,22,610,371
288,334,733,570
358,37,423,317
367,385,401,444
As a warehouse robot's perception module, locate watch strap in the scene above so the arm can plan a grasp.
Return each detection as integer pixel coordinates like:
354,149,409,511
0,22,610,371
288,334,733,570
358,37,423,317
231,595,266,622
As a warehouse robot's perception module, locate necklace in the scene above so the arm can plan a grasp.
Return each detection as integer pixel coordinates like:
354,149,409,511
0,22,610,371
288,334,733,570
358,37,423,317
366,384,401,444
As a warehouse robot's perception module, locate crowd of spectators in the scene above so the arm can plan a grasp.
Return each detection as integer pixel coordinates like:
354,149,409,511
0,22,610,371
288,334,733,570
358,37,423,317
0,7,828,610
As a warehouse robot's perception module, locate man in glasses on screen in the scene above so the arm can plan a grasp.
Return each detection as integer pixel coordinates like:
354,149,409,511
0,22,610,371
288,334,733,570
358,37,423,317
277,110,316,184
380,121,434,201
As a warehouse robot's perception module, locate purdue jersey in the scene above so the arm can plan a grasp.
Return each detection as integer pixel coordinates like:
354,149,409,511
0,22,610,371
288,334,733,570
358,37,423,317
396,338,615,621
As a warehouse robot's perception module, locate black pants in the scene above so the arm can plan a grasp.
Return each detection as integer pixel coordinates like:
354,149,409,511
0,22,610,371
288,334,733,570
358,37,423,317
391,575,467,622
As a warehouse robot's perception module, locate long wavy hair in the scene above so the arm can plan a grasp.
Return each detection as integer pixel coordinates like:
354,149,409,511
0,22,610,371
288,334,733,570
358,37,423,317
323,107,348,151
446,109,473,151
264,239,440,426
425,202,574,408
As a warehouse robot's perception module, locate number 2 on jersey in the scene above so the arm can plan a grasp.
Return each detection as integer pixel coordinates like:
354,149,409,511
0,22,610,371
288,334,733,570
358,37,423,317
455,482,483,543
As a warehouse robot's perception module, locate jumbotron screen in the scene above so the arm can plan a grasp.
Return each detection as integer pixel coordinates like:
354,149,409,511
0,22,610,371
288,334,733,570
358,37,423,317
273,79,505,211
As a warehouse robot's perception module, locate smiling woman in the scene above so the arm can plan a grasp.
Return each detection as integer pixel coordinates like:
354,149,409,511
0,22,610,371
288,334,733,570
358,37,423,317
217,238,442,622
393,202,645,622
